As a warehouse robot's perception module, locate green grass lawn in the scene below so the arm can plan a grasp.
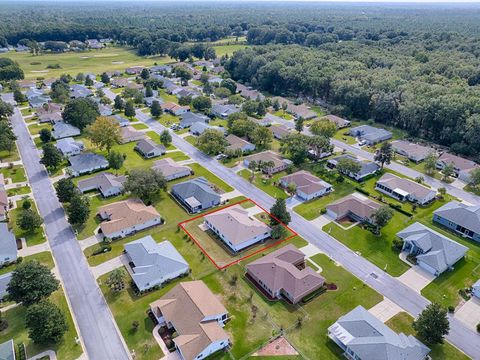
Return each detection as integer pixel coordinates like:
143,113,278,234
386,312,469,360
184,135,196,146
131,123,149,130
9,198,47,246
238,169,288,199
0,165,27,183
0,252,82,360
21,108,34,116
158,90,179,104
145,131,176,150
156,112,179,127
0,147,21,162
7,185,31,197
27,123,52,136
212,44,249,57
189,163,234,192
3,46,170,80
272,110,294,121
463,184,480,196
333,128,357,145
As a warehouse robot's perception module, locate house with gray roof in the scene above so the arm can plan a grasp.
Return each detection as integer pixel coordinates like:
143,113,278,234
472,279,480,298
109,114,129,127
246,244,324,304
236,83,265,101
0,273,12,301
0,339,15,360
56,137,84,157
135,139,166,159
70,84,93,98
349,125,392,145
397,222,468,276
0,223,17,266
152,158,192,181
171,177,221,213
212,104,239,119
38,110,62,124
120,126,146,144
327,154,380,181
328,306,430,360
225,134,255,153
77,172,126,197
375,173,436,205
189,122,225,136
391,140,435,163
52,122,81,140
179,112,209,129
270,124,292,140
67,152,109,177
326,194,381,224
280,170,333,201
125,236,189,292
433,201,480,242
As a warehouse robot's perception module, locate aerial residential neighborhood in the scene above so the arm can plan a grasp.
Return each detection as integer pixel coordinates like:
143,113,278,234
1,2,480,360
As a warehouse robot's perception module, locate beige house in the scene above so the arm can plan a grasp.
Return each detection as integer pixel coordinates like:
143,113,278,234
153,158,192,181
375,173,436,205
149,281,230,360
225,134,255,153
436,152,479,183
204,205,271,253
326,194,381,224
246,244,325,304
391,140,434,163
97,199,162,239
120,126,146,144
0,174,8,221
280,170,333,201
243,151,292,174
323,114,351,129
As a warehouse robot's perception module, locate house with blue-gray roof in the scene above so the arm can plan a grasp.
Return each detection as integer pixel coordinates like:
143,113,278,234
433,201,480,242
171,177,221,213
349,125,392,145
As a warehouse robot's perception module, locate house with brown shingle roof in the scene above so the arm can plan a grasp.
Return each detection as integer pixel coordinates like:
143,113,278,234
204,205,271,253
243,151,292,175
326,194,382,224
323,114,351,129
97,198,162,239
279,170,333,201
225,134,255,153
270,124,292,140
162,102,190,116
436,152,479,183
149,281,230,360
246,244,325,304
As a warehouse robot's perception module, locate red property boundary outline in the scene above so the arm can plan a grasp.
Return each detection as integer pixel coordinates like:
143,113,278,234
178,198,298,270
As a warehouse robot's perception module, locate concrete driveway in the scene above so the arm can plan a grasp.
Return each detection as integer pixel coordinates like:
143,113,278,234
369,298,403,322
397,267,435,293
454,297,480,331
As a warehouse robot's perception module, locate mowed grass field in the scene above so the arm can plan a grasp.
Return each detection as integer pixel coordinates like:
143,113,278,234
2,46,170,79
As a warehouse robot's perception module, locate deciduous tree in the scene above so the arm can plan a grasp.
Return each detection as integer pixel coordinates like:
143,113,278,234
150,100,162,118
413,303,450,345
26,301,68,345
124,169,167,203
55,178,77,203
374,142,393,169
62,98,100,130
86,116,121,153
41,143,62,170
66,193,90,226
196,129,227,155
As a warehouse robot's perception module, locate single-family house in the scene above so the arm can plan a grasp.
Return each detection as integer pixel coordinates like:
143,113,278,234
433,201,480,242
120,126,146,144
205,205,271,253
55,137,84,157
349,125,392,145
86,39,103,49
124,236,189,291
328,306,430,360
375,173,436,205
52,122,81,139
98,104,113,117
162,102,190,116
225,134,255,153
179,112,209,129
152,158,192,181
98,198,162,239
258,113,281,126
145,96,163,107
149,281,230,360
327,154,380,181
286,103,316,120
125,66,145,75
207,76,223,85
70,84,93,98
163,79,180,94
108,114,129,127
38,110,62,124
0,272,12,301
0,174,8,221
323,114,351,129
17,79,36,89
135,138,166,159
472,279,480,298
211,104,239,119
126,82,144,91
270,124,292,140
67,153,109,177
174,88,200,99
111,78,129,88
36,102,62,116
391,140,435,163
0,223,17,266
41,78,56,89
243,151,292,175
150,65,172,73
280,171,333,201
77,172,126,197
0,340,16,360
397,222,468,276
189,122,225,136
326,194,381,224
436,152,479,183
236,83,265,100
246,244,325,304
211,65,225,74
171,177,221,213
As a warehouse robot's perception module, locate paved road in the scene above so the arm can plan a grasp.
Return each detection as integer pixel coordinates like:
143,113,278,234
137,110,480,359
10,108,131,360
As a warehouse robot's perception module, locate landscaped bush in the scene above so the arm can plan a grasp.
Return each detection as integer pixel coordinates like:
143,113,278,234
477,323,480,333
320,208,327,215
92,244,112,256
406,254,417,265
448,306,455,313
392,238,404,252
301,286,327,303
355,187,370,196
388,203,413,217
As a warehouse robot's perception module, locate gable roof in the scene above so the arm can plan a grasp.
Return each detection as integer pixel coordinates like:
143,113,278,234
68,152,108,173
205,205,270,245
172,177,220,206
244,151,292,169
397,222,468,274
328,154,379,178
438,152,478,172
434,201,480,235
180,112,209,127
391,140,434,159
77,172,126,195
0,223,16,260
125,236,189,290
153,158,191,179
327,194,381,220
98,198,161,236
55,137,84,155
149,281,228,360
135,138,165,155
280,170,332,196
211,104,239,117
376,173,436,200
324,114,350,128
329,306,430,360
52,121,81,139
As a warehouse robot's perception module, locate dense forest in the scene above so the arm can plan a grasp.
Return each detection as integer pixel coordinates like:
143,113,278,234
2,1,480,158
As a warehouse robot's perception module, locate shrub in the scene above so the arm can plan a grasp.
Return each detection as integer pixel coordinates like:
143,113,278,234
355,187,370,196
392,238,404,252
320,208,327,215
448,306,455,313
477,323,480,333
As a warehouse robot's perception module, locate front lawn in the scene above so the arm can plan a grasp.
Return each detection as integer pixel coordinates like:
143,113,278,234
333,128,357,145
386,312,469,360
189,163,234,192
272,110,293,121
0,251,54,276
7,185,31,197
0,147,21,162
238,169,288,199
0,165,27,183
27,123,52,136
145,131,176,150
9,198,47,246
131,123,149,130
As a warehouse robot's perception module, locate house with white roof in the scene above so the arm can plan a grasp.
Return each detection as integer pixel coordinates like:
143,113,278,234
204,204,271,253
124,236,189,291
397,222,468,276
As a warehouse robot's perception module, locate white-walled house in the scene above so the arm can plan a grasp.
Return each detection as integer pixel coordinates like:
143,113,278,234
0,223,17,266
279,170,332,201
